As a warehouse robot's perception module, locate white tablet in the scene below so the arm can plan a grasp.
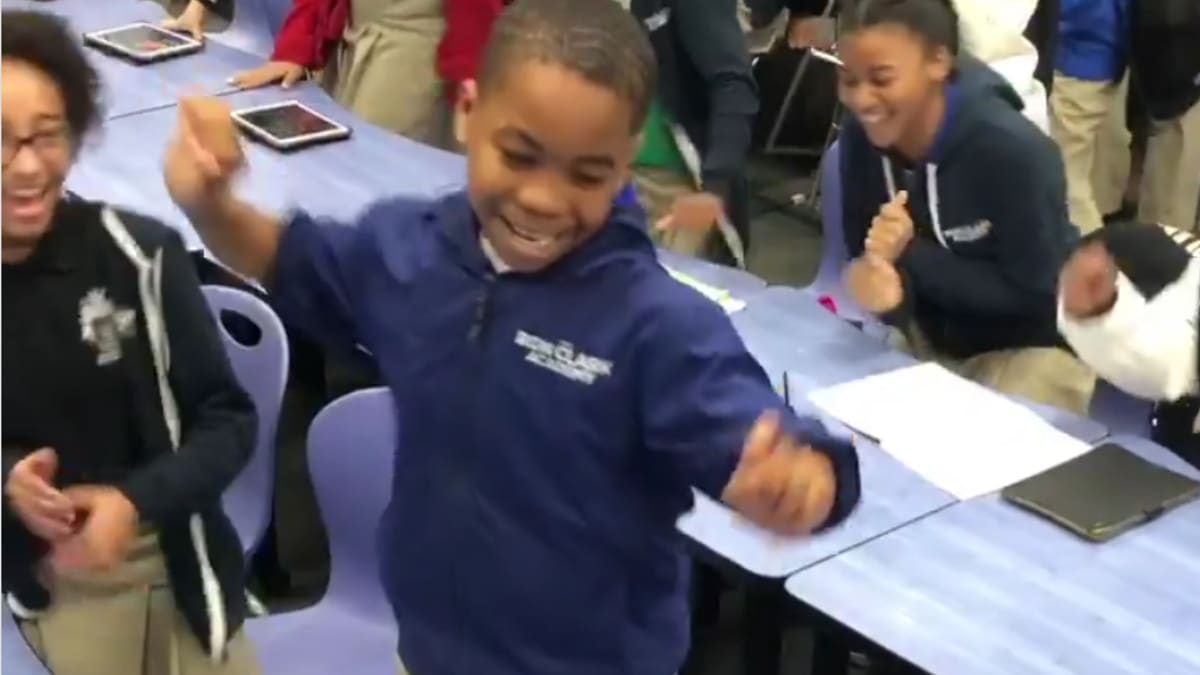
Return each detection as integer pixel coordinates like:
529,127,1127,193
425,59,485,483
83,22,202,63
231,100,352,151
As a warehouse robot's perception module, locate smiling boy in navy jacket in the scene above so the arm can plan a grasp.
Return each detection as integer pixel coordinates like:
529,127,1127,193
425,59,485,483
163,1,861,673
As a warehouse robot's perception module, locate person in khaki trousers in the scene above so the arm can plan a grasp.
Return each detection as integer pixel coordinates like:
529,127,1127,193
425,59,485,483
1128,0,1200,232
230,0,450,148
1048,0,1131,235
838,0,1094,415
2,12,259,674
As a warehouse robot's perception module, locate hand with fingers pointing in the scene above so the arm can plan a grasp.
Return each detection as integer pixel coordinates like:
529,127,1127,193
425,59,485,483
229,61,308,90
865,190,912,262
161,0,208,41
721,412,836,536
4,448,75,542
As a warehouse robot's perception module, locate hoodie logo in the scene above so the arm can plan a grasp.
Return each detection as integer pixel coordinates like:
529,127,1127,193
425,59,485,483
515,330,613,385
644,8,671,32
943,219,992,244
79,288,137,366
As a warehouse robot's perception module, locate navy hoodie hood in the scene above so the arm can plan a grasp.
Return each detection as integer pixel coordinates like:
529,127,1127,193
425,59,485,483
840,56,1078,359
266,190,861,675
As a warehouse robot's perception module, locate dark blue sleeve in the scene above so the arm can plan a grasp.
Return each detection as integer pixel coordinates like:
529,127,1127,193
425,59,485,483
673,0,759,192
640,296,861,529
266,210,370,353
898,137,1077,316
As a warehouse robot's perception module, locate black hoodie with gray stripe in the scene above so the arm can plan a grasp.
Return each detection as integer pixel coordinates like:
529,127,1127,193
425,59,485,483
2,198,254,659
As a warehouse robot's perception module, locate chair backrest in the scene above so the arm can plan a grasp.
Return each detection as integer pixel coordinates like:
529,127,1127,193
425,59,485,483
813,139,848,292
213,0,278,58
202,285,289,558
2,607,50,674
306,387,397,620
1089,378,1154,438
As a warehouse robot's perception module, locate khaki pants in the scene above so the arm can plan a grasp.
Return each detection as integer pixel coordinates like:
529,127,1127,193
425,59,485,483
631,166,718,258
1139,98,1200,232
899,323,1096,415
18,532,259,675
323,1,449,148
1050,73,1132,234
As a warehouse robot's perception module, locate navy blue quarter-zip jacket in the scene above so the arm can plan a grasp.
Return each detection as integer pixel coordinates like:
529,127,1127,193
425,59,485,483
841,56,1079,359
267,191,860,675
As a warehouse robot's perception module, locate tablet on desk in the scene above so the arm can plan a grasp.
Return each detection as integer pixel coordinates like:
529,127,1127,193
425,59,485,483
1002,442,1200,542
83,23,202,63
231,101,351,151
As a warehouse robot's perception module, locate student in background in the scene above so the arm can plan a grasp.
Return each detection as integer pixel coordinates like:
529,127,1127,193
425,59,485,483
1127,0,1200,232
1059,223,1199,465
229,0,449,147
626,0,759,266
2,11,258,673
164,2,861,673
837,0,1093,414
1048,0,1130,234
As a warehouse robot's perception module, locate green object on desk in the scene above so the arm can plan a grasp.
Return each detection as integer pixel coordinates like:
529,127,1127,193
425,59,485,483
663,266,745,314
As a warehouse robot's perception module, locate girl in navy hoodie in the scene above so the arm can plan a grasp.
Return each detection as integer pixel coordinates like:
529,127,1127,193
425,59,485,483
164,2,860,674
837,0,1094,414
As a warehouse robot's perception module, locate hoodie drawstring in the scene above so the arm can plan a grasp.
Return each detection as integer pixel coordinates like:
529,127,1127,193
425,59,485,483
881,157,949,250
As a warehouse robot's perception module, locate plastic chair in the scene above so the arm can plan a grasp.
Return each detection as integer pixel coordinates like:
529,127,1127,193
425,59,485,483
811,139,847,295
246,387,399,674
1088,378,1155,438
2,607,50,675
202,285,289,559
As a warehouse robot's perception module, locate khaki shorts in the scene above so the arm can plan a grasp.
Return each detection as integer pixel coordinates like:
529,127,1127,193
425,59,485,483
17,532,259,675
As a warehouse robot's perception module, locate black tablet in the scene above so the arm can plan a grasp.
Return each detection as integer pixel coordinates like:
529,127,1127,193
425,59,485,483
231,100,352,151
1002,442,1200,542
83,22,202,63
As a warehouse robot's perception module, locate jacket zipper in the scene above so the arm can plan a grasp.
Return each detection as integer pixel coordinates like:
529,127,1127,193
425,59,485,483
454,270,494,671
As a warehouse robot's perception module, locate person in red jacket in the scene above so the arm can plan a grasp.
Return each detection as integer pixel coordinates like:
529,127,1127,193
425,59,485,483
438,0,506,105
230,0,449,147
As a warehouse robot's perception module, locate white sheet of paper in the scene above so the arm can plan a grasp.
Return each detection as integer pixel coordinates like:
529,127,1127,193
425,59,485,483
663,266,746,314
809,363,1092,499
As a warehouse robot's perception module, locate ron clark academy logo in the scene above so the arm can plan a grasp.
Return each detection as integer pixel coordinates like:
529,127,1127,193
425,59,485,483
515,330,613,385
79,288,137,366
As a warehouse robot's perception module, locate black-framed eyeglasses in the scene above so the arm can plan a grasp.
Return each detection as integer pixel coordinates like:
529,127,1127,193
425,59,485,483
1,128,70,166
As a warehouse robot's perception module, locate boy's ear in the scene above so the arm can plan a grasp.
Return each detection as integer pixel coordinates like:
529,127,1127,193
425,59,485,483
454,80,479,147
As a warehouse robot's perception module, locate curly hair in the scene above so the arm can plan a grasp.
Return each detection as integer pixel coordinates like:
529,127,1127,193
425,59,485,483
1,10,103,144
477,0,657,133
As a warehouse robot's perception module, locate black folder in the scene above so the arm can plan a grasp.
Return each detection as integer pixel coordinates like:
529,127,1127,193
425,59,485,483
1002,442,1200,542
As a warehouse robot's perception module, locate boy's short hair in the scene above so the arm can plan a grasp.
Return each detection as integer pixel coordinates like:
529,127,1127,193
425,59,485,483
477,0,657,133
1,10,103,144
